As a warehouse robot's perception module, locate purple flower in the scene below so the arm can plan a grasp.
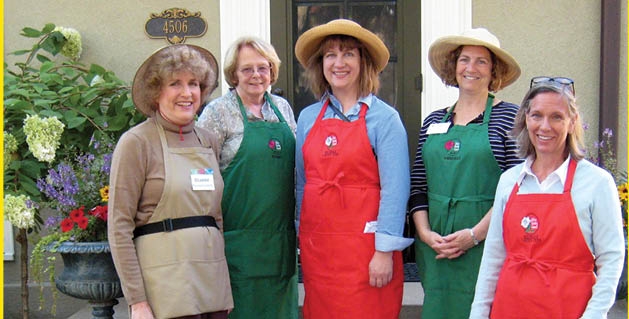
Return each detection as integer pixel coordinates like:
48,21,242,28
603,128,613,137
582,122,589,131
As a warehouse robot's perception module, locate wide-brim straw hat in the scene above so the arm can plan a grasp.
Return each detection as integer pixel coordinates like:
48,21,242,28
132,44,218,117
428,28,521,89
295,19,390,73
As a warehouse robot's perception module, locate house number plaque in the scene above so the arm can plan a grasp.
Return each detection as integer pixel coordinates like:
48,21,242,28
145,8,207,44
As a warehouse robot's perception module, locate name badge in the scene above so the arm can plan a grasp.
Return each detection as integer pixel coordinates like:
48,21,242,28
426,122,450,135
363,221,378,233
191,168,215,191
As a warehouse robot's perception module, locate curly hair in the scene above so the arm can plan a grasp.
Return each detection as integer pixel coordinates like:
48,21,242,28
140,45,216,113
439,45,510,92
304,35,380,99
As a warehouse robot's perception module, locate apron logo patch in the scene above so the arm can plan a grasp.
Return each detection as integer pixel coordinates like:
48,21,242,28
268,138,282,158
521,214,541,242
443,139,461,160
268,138,282,150
323,134,339,157
325,135,338,149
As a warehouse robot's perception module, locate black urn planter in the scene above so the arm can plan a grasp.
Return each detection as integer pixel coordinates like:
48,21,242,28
54,241,123,319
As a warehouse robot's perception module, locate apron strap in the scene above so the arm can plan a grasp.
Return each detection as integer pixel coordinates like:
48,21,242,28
441,93,495,123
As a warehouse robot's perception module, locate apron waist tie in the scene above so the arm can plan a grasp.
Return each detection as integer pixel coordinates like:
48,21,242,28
318,172,346,208
507,254,555,287
133,215,218,239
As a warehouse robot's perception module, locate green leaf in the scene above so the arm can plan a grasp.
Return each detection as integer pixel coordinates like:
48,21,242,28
89,64,106,75
65,115,87,129
21,27,43,38
36,54,52,63
42,23,56,34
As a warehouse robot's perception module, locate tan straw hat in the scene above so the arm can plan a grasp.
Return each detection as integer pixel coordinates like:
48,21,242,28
132,44,218,117
428,28,521,89
294,19,390,73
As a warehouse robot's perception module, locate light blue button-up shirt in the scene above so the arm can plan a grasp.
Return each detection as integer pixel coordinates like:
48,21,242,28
295,93,414,252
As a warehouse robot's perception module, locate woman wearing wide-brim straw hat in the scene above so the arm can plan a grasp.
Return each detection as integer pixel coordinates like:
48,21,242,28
294,19,413,318
108,44,233,319
407,28,523,319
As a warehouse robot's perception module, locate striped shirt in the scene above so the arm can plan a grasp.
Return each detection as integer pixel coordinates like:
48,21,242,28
408,101,523,213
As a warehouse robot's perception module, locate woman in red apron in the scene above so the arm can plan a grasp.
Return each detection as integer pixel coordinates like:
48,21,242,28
470,78,625,318
109,45,233,319
294,19,414,319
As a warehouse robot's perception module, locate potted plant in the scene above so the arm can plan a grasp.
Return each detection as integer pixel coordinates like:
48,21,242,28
3,23,144,318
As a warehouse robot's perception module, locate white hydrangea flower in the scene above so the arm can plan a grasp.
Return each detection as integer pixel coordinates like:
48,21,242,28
23,115,65,163
54,26,82,61
4,132,18,170
4,194,37,229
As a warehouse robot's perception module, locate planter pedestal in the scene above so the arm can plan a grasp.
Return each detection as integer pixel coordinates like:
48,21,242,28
54,241,123,319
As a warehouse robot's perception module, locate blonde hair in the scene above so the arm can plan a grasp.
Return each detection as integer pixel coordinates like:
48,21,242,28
223,36,281,87
512,84,585,160
304,35,380,99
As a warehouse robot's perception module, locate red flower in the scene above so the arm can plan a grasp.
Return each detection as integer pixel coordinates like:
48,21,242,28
444,140,455,151
90,205,108,221
70,206,86,222
60,218,75,232
76,216,89,230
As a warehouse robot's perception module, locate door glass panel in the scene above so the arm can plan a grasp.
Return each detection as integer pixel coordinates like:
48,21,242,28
292,1,397,114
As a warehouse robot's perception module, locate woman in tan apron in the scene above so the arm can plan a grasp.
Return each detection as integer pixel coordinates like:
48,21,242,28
470,79,625,318
108,45,233,319
408,28,522,319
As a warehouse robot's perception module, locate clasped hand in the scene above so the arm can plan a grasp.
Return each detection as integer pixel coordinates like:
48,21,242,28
423,229,476,259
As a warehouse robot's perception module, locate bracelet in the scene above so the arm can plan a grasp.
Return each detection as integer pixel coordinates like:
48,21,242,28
469,228,480,246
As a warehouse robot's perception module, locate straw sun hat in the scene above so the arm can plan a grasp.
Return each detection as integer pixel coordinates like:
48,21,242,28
428,28,521,89
132,44,219,117
294,19,390,73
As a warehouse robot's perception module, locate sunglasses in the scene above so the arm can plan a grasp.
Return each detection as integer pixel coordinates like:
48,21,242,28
530,76,575,94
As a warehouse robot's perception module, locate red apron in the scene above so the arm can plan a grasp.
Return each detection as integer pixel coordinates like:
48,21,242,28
491,159,595,319
299,101,403,319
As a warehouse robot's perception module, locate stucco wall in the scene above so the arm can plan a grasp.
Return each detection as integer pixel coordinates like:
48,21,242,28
473,0,627,171
4,0,223,96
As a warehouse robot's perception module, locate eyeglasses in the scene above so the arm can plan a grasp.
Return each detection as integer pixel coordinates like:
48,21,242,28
530,76,575,94
238,65,271,77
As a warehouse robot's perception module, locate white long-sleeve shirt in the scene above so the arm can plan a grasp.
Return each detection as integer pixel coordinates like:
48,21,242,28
470,156,625,319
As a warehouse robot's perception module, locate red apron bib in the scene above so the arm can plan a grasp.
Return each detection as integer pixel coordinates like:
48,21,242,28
299,100,403,319
491,159,595,319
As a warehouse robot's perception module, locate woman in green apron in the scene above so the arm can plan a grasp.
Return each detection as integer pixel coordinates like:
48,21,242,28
408,28,522,319
197,37,298,319
109,45,233,319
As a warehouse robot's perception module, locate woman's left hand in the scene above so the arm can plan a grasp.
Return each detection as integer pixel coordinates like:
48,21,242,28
434,229,476,259
368,251,393,288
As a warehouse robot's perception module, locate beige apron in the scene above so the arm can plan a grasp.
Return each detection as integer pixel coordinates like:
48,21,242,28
134,121,233,319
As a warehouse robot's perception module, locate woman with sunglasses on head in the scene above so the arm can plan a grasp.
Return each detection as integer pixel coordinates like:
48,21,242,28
469,78,625,318
196,37,298,319
408,28,523,319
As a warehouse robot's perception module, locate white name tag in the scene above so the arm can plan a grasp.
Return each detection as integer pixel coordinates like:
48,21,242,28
426,122,450,135
363,221,378,233
191,168,215,191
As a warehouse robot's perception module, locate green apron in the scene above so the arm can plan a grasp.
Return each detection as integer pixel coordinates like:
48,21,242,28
221,92,298,319
415,95,502,319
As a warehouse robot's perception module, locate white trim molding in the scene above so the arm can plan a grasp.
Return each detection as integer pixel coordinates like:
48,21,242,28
219,0,271,94
421,0,472,120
